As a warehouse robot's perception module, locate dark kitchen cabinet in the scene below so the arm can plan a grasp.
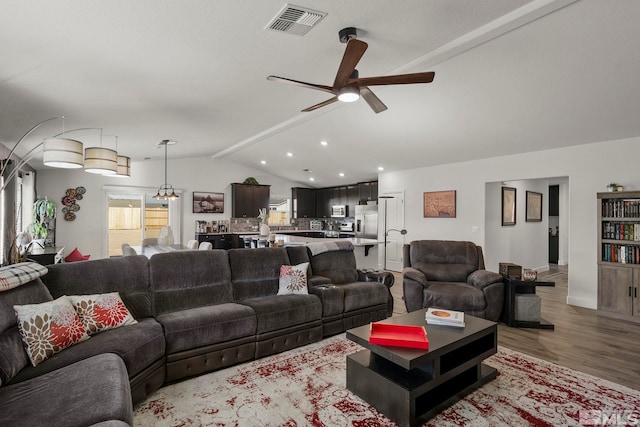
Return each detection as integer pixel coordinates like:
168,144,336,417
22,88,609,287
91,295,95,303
316,188,331,218
292,187,317,218
231,183,270,218
197,233,233,249
347,185,359,217
358,181,378,202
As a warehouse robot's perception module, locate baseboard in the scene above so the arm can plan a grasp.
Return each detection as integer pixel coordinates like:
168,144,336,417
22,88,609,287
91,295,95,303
557,259,568,265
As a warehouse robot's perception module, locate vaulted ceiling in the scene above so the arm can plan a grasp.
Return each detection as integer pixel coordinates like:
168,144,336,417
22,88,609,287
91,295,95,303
2,0,640,187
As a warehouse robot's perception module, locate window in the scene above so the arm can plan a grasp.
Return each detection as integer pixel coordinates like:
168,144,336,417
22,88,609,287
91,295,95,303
105,186,181,257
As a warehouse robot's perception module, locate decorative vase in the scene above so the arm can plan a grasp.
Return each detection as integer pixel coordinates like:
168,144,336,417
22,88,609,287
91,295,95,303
260,223,270,236
522,269,537,281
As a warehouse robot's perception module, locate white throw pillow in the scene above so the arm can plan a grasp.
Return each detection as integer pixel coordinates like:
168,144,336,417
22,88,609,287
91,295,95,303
278,262,309,295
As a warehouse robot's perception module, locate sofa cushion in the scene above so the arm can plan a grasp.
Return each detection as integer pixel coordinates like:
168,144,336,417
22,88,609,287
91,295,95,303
68,292,137,335
239,294,321,334
43,256,152,319
340,282,389,312
409,240,479,282
0,353,133,427
156,303,256,354
14,296,90,366
229,248,290,301
0,278,52,386
8,318,165,385
149,250,234,316
308,250,358,284
278,262,309,295
423,282,486,312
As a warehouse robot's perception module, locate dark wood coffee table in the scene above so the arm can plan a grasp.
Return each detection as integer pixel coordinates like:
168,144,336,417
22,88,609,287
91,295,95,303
346,309,497,427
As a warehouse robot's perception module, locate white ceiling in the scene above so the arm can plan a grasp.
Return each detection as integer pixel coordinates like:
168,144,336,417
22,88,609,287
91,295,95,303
2,0,640,187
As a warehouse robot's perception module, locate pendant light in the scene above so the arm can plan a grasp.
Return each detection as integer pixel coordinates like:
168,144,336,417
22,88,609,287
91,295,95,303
110,136,131,178
84,128,117,175
155,140,179,200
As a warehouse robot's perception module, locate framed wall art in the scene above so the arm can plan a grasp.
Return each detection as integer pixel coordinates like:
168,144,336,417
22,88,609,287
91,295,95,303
193,192,224,214
423,190,456,218
526,191,543,222
502,187,516,226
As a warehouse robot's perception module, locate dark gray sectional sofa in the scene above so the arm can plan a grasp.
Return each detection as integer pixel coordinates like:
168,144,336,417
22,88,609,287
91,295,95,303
0,244,392,426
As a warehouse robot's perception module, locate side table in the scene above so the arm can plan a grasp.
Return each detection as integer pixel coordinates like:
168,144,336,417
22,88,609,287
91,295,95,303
502,278,555,329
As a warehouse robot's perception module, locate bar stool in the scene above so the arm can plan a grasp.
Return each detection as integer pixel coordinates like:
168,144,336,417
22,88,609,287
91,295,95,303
243,237,253,248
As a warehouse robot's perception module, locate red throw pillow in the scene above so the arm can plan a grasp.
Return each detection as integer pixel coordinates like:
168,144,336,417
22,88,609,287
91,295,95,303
64,247,90,263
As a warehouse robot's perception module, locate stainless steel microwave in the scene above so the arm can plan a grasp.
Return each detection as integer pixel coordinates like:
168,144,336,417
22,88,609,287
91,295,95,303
331,205,347,218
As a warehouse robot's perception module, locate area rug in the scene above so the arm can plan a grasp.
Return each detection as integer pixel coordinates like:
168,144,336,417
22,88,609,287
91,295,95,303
134,335,640,426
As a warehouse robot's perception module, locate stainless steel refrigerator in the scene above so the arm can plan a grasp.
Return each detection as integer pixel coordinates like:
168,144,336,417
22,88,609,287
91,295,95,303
355,204,378,239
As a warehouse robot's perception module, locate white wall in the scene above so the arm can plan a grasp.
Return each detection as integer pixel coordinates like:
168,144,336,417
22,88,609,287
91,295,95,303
484,179,549,273
36,157,298,259
378,136,640,310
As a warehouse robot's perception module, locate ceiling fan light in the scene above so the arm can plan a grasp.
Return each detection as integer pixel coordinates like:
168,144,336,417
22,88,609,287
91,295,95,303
42,138,84,169
337,86,360,102
84,147,117,174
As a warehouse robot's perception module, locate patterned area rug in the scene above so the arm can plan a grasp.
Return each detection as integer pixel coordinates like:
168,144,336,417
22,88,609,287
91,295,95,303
134,335,640,426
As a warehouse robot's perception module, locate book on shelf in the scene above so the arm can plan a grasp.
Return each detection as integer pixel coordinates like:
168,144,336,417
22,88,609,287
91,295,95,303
425,308,465,327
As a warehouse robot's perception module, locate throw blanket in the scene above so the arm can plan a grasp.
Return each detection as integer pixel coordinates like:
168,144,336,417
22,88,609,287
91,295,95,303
0,262,48,292
307,241,353,256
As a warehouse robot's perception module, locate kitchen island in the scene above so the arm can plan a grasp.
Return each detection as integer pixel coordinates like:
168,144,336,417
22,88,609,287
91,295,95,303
238,232,381,270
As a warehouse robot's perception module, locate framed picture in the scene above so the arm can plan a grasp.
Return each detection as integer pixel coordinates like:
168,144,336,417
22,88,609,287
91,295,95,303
423,190,456,218
193,192,224,213
502,187,516,226
526,191,543,222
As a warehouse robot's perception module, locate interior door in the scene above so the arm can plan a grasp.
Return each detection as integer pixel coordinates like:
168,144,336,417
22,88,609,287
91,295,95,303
381,191,405,272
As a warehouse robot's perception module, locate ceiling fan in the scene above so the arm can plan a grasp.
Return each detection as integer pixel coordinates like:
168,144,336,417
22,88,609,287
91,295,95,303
267,27,435,114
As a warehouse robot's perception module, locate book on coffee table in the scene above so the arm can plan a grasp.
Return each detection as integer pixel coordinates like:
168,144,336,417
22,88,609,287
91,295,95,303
368,323,429,349
425,308,465,327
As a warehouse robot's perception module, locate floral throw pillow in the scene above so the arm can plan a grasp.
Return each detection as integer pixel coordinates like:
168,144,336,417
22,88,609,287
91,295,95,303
68,292,137,335
278,262,309,295
14,296,90,367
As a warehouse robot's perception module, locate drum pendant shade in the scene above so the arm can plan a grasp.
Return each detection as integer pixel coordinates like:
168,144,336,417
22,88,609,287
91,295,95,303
84,147,117,174
42,138,84,169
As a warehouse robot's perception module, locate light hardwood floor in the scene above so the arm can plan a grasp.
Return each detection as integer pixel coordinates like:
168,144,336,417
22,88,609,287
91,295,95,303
389,266,640,391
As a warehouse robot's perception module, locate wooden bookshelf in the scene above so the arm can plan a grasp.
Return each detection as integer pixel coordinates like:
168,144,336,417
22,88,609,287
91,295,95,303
597,191,640,323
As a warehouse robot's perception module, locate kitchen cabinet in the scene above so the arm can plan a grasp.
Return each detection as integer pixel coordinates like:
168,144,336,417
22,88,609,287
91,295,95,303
358,181,378,202
292,187,317,218
347,185,359,217
316,188,331,218
197,233,233,249
231,183,270,218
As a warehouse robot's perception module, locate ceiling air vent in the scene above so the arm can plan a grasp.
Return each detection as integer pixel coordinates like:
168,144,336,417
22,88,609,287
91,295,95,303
265,4,327,36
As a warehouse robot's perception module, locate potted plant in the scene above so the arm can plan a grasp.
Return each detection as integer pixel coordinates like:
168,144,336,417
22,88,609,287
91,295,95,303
28,197,56,247
607,183,624,192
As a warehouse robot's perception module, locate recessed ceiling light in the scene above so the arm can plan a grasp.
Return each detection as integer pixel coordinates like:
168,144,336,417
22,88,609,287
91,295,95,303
320,141,328,146
339,172,345,177
287,152,293,157
260,160,267,165
377,166,384,171
309,177,315,181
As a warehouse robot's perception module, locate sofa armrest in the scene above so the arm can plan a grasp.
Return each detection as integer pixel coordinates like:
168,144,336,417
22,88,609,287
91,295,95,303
467,270,503,290
402,267,427,287
357,270,395,288
308,275,332,287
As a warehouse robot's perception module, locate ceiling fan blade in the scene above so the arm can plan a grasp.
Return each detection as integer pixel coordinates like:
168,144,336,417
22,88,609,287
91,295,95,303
301,96,339,112
360,87,388,114
332,39,368,89
267,76,334,94
352,71,435,87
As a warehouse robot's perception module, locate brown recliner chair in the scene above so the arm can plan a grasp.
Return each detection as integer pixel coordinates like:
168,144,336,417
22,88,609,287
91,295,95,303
402,240,504,321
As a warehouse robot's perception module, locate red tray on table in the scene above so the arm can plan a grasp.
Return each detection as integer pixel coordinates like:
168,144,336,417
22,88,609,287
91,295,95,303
368,323,429,349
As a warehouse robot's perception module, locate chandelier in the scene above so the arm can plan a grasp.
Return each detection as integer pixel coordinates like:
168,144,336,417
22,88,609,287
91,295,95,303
155,140,179,200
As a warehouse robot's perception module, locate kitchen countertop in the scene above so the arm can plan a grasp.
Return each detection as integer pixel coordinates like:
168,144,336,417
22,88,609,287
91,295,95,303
240,233,377,247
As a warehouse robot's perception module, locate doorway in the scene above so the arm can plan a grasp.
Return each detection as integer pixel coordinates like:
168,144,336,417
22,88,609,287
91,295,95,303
380,191,405,272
